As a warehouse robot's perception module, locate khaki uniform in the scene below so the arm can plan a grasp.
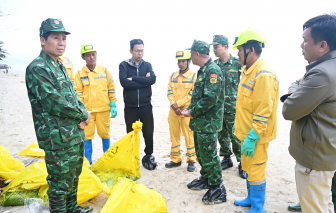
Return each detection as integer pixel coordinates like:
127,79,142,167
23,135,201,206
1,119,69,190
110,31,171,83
167,70,196,163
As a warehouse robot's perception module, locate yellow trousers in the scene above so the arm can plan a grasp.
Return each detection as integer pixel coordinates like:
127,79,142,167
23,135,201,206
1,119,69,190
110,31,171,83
241,142,269,183
168,114,196,163
84,111,110,140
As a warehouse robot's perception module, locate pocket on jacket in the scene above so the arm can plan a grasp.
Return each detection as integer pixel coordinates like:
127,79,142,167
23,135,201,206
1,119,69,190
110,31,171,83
98,79,108,91
58,121,81,143
242,87,253,113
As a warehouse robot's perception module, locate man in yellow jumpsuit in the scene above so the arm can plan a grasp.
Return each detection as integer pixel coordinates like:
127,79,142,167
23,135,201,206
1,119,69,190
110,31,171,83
74,44,117,164
232,28,279,212
58,56,75,85
166,49,197,172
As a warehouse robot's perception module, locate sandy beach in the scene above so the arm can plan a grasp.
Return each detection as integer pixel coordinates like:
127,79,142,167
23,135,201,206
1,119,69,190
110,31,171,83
0,69,298,213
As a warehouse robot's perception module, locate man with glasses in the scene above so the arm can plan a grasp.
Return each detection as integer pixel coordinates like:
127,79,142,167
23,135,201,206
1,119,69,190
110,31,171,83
119,39,157,170
75,44,117,165
210,35,245,179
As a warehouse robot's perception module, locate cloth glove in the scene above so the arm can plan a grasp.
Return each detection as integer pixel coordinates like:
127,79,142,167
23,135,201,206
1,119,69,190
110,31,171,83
241,128,261,157
110,101,117,118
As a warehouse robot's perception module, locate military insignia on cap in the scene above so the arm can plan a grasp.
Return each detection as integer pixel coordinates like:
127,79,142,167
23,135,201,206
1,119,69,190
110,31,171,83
54,20,59,24
210,74,218,84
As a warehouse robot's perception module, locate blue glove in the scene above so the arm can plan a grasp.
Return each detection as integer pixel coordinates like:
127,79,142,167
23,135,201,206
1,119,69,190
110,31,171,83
232,125,235,135
241,128,260,157
110,101,117,118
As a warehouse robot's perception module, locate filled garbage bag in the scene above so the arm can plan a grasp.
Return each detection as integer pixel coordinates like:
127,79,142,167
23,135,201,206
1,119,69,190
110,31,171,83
0,159,111,206
92,121,142,186
0,145,25,180
19,142,45,157
100,177,167,213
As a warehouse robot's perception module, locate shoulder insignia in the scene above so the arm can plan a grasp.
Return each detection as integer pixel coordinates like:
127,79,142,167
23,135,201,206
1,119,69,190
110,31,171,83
210,74,218,84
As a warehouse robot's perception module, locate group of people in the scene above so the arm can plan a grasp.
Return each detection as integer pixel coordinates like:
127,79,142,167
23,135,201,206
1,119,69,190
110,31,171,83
24,13,336,213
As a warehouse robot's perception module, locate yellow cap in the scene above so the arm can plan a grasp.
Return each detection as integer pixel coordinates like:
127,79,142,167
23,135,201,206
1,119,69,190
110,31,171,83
81,44,97,55
176,50,191,60
232,28,266,50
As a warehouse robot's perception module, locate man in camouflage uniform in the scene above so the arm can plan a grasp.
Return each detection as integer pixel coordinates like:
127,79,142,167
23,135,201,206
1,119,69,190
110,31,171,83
182,40,226,205
210,35,245,179
25,18,93,213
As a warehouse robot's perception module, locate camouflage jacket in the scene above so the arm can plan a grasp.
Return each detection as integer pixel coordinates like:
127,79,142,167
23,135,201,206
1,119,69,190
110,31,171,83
214,54,242,114
188,58,224,133
26,51,88,151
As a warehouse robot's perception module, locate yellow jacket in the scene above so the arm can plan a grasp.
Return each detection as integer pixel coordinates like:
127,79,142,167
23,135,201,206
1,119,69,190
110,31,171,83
74,64,117,112
167,69,196,116
58,56,75,85
234,58,279,144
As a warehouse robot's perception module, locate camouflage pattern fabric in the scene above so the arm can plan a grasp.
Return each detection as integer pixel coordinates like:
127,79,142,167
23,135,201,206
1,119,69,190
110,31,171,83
39,18,70,36
188,58,224,133
218,113,241,161
188,58,224,186
194,132,222,186
190,40,210,55
215,55,242,161
210,35,229,45
26,51,88,151
45,142,84,212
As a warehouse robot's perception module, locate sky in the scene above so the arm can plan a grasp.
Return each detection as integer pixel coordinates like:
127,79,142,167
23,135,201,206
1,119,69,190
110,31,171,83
1,0,336,92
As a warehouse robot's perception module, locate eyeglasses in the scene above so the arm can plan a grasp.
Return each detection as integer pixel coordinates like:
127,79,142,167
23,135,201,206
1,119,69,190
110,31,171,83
134,49,144,53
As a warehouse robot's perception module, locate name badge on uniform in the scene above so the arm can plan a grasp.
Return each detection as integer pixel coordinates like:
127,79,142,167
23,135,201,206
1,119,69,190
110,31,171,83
188,77,192,81
210,74,218,84
100,72,104,76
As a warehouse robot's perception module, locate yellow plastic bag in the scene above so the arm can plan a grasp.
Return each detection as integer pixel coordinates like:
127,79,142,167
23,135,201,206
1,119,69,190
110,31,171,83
19,141,45,157
92,121,142,186
100,177,167,213
0,159,112,206
0,145,25,180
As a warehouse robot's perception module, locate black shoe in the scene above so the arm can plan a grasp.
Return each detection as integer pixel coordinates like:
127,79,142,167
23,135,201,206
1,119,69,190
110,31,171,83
142,154,157,170
238,163,246,179
187,176,210,190
221,156,233,170
288,202,301,212
165,161,181,168
187,161,195,172
202,183,227,205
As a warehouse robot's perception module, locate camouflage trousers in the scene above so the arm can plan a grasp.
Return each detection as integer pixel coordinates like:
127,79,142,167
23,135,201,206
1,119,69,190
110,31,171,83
218,113,241,162
194,131,223,186
45,142,84,213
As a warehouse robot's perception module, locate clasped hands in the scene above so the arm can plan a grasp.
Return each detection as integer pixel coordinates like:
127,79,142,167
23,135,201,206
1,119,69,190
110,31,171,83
171,102,192,118
77,111,92,130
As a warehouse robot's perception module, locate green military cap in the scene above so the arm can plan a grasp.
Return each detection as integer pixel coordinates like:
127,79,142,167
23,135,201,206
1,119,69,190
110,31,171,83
39,18,70,37
190,40,210,55
210,35,229,45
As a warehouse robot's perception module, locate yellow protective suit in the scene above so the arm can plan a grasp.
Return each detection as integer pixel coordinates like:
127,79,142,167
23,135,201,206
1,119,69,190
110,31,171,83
234,58,279,183
58,56,75,85
167,70,196,163
74,64,117,139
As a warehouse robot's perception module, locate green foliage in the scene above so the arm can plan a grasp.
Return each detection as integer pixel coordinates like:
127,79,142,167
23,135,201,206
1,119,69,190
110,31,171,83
0,41,7,61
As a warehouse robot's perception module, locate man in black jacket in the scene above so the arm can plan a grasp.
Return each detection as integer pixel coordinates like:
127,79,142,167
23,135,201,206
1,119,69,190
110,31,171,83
119,39,157,170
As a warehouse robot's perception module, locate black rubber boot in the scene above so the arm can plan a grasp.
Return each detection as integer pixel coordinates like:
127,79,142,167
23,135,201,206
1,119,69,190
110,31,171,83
221,156,233,170
187,161,195,172
142,154,157,170
202,183,227,205
238,163,246,179
288,202,301,212
165,161,181,168
187,176,210,190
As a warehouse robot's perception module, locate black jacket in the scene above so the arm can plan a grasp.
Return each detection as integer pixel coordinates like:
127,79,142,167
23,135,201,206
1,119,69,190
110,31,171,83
119,59,156,107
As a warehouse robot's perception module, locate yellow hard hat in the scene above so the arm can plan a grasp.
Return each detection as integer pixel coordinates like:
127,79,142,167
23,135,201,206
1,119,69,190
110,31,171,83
81,44,97,55
176,50,191,60
232,28,266,50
